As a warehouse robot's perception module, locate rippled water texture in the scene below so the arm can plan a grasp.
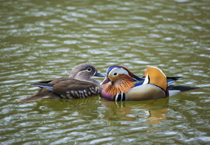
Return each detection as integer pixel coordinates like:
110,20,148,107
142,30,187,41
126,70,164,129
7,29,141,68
0,0,210,144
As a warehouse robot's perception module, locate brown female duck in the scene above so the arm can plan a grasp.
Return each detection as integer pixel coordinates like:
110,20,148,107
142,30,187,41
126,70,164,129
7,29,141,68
18,63,104,102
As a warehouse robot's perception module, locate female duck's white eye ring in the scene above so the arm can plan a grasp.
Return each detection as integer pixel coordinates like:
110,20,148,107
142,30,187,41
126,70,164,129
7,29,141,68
86,67,92,72
113,72,118,76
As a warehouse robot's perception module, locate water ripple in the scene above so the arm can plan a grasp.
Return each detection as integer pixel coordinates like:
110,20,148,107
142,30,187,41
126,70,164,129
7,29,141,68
0,0,209,144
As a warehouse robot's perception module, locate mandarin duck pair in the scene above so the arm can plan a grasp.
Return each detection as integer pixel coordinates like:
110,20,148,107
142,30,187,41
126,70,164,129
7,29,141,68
18,63,199,102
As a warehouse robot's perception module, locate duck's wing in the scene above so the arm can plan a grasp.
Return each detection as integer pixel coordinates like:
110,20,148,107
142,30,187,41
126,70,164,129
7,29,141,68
31,78,101,99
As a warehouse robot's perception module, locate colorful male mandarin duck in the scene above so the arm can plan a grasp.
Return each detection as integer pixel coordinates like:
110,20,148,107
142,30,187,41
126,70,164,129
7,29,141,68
18,63,104,102
100,66,199,101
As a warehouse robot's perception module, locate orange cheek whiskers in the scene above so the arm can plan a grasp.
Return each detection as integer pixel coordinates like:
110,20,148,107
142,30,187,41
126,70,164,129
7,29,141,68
106,76,134,96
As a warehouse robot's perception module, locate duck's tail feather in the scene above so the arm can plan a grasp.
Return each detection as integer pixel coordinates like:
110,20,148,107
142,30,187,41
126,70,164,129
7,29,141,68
18,86,58,102
167,77,182,86
168,85,200,96
31,83,54,91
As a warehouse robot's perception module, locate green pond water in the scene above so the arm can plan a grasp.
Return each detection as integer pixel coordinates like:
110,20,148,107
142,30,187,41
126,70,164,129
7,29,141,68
0,0,210,144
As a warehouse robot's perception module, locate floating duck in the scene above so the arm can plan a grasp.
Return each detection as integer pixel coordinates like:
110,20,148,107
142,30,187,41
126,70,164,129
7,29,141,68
18,63,104,102
100,66,199,101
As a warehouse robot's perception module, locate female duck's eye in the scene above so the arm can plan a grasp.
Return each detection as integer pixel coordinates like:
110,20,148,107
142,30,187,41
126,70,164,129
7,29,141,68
113,72,118,76
86,67,92,72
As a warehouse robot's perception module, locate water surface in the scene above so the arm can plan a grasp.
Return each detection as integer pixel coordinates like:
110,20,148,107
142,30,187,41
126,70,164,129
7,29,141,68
0,0,210,144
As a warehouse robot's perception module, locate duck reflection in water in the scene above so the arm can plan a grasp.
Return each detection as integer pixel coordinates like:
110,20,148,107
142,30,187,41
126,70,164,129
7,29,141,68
100,97,169,125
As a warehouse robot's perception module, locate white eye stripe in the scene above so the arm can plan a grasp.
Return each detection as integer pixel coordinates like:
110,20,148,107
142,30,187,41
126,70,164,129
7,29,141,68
80,70,90,73
80,67,93,73
110,68,129,76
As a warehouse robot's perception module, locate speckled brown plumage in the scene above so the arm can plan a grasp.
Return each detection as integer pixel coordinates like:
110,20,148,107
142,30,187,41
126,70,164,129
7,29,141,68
18,63,104,102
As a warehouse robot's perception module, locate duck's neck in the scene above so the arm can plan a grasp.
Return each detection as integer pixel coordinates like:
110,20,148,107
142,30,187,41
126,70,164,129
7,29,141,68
86,78,100,85
74,75,99,85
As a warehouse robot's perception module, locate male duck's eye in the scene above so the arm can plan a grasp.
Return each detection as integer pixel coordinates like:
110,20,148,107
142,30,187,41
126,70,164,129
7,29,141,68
113,72,118,76
86,67,92,72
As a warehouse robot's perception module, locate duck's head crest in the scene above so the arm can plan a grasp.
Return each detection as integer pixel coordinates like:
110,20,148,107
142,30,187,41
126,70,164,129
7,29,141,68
100,66,144,97
100,65,144,85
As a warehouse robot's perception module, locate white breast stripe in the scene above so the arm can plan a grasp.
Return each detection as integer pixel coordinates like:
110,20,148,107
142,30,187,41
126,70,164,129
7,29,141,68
115,93,119,101
121,92,123,101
